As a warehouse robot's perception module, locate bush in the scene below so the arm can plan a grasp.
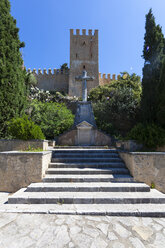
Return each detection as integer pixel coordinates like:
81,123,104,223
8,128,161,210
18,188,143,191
30,101,74,139
8,115,45,140
127,123,165,149
92,85,140,136
89,72,141,136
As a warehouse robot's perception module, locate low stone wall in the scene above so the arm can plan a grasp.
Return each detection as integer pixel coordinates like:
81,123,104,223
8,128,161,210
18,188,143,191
116,140,143,152
0,151,52,192
0,139,49,152
48,140,56,147
58,129,111,146
94,130,111,146
119,151,165,193
58,130,77,146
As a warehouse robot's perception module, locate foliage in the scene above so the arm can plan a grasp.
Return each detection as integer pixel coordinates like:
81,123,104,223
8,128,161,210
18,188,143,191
89,72,141,102
157,58,165,128
60,63,69,70
127,123,165,149
26,73,37,86
141,9,165,124
0,0,28,138
29,86,79,103
30,101,74,139
8,115,45,140
23,145,44,152
89,72,141,136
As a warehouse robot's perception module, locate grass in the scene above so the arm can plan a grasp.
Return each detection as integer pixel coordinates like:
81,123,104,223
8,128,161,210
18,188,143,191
21,145,46,152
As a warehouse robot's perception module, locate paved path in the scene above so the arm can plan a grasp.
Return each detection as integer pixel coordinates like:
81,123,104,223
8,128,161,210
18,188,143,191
0,213,165,248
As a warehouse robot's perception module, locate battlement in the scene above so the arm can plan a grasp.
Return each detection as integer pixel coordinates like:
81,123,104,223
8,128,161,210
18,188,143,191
70,29,98,36
27,68,70,75
99,73,120,86
99,73,120,81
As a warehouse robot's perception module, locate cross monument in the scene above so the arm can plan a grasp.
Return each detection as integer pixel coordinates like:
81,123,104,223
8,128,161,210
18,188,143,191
75,70,94,101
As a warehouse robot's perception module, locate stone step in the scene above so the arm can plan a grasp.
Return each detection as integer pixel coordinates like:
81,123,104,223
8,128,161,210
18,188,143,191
53,147,113,149
26,182,150,192
52,153,119,158
8,188,165,204
51,157,123,163
2,204,165,217
43,174,135,183
46,168,129,175
49,162,125,168
52,149,117,153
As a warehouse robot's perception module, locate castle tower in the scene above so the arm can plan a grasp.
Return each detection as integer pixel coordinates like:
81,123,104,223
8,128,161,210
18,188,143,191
69,29,99,97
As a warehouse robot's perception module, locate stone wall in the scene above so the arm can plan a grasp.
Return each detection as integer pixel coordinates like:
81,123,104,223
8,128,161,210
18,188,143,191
0,139,48,152
94,130,111,146
99,73,120,86
119,151,165,193
116,140,143,152
58,129,77,146
30,69,69,93
0,151,52,192
58,128,111,146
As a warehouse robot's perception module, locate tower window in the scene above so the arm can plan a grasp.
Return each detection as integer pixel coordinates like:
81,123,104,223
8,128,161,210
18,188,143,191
83,41,86,46
83,65,86,69
91,53,92,58
76,53,78,58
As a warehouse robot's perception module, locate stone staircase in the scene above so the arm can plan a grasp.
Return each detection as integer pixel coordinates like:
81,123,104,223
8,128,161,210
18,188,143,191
8,148,165,216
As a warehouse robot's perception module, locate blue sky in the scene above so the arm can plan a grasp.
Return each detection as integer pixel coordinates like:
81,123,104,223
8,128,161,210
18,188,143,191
10,0,165,78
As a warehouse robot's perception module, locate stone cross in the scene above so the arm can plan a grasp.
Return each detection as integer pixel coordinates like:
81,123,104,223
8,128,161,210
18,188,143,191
75,70,94,102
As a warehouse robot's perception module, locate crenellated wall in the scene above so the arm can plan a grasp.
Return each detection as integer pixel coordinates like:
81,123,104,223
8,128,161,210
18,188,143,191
99,73,120,86
28,68,69,92
28,69,120,94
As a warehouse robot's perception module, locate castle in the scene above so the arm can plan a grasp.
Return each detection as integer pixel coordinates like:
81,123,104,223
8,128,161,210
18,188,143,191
28,29,120,97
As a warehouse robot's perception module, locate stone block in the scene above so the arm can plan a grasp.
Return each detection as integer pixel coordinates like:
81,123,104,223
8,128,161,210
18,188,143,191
0,139,48,152
119,152,165,193
0,151,52,192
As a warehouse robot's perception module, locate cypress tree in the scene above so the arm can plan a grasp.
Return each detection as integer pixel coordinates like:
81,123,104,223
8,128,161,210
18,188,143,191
157,58,165,127
141,9,164,123
0,0,27,137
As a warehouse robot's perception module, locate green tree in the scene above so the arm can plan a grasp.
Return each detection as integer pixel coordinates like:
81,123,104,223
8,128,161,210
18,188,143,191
141,9,165,123
30,101,74,139
157,58,165,127
89,72,141,136
0,0,27,137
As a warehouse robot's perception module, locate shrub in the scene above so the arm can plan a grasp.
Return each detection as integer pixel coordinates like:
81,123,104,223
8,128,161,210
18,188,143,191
8,115,45,140
127,123,165,149
30,101,74,139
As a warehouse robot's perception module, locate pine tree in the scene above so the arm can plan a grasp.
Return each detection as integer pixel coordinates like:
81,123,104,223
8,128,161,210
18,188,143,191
0,0,27,137
141,9,165,123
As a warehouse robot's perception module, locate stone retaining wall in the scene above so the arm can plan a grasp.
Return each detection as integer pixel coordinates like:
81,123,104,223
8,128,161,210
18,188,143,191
0,151,52,192
58,129,111,146
119,151,165,193
0,139,48,152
